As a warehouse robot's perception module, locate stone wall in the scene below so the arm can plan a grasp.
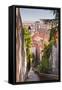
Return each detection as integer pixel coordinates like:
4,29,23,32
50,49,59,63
16,8,25,82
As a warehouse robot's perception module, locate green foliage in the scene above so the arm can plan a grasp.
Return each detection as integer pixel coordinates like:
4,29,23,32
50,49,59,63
23,26,32,63
23,26,32,48
49,26,58,41
43,40,54,58
37,59,49,73
37,24,57,73
37,39,54,73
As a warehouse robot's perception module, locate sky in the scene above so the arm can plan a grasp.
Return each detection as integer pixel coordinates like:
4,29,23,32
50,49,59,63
20,8,55,22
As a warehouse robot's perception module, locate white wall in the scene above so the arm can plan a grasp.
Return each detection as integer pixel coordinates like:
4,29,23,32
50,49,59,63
0,0,62,90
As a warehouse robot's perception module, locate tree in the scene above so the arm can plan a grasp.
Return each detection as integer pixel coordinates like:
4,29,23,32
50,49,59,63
23,26,32,75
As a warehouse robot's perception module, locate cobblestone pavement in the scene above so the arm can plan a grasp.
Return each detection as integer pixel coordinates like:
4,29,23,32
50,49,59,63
26,68,40,81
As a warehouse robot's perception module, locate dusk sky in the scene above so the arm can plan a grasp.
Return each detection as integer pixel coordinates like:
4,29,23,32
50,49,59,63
20,8,55,22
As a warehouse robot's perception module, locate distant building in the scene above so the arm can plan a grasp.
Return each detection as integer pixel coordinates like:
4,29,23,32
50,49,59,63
32,31,49,62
